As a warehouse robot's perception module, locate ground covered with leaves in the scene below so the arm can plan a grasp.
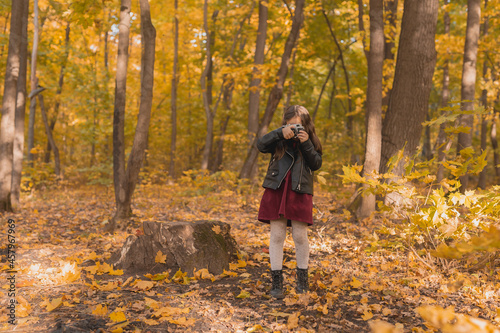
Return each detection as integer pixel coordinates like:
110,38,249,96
1,177,499,332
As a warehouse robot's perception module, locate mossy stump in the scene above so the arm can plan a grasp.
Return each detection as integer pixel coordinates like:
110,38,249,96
110,221,238,276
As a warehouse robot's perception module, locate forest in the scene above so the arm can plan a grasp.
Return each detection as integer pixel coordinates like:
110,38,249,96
1,0,500,331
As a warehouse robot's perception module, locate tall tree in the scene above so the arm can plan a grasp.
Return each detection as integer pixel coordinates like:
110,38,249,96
248,0,268,144
436,0,451,183
111,0,132,225
358,0,384,219
240,0,305,179
478,0,488,190
379,0,439,177
169,0,179,179
27,0,40,167
38,93,61,176
457,0,481,192
0,0,25,212
109,0,156,231
11,0,29,209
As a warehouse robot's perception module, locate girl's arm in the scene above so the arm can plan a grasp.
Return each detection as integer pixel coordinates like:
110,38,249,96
299,139,322,171
257,128,285,153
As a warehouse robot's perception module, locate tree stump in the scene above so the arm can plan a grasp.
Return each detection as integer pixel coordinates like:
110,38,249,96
110,221,238,276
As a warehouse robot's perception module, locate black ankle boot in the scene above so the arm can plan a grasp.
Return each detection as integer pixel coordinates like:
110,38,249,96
270,270,284,299
296,268,308,293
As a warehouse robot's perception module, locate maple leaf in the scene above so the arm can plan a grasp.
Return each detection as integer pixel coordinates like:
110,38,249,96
133,280,155,291
369,320,403,333
155,250,167,264
236,290,251,299
42,297,63,312
287,311,300,330
109,311,127,322
169,317,196,327
350,277,363,289
92,304,108,316
212,225,221,234
362,310,373,321
144,319,159,325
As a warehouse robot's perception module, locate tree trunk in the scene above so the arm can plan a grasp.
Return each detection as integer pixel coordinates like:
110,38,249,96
212,116,230,173
436,0,451,183
44,22,70,164
248,0,269,143
111,0,131,225
0,0,24,212
240,0,305,179
27,0,40,167
357,0,384,219
423,112,432,160
200,2,218,171
312,62,335,122
477,0,488,190
379,0,439,177
169,0,179,180
38,94,61,176
491,101,500,182
11,0,29,209
457,0,481,192
381,0,398,110
285,48,297,109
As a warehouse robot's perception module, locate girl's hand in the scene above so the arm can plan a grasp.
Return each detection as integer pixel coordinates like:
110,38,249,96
297,130,309,143
282,126,295,140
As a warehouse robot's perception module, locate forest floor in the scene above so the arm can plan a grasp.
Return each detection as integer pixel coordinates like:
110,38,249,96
0,180,499,332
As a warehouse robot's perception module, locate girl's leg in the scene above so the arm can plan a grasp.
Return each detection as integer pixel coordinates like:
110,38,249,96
269,218,287,270
291,220,309,269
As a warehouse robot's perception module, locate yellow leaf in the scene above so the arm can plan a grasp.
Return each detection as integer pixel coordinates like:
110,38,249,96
283,261,297,269
382,308,392,316
98,281,119,291
153,306,189,318
17,296,31,317
362,310,373,321
144,297,159,309
320,260,330,267
246,324,263,332
133,280,155,291
236,290,251,299
287,311,300,330
122,276,134,287
369,320,403,333
168,317,196,327
212,225,221,234
350,277,363,289
45,297,63,312
109,268,123,276
92,304,108,316
109,311,127,322
144,319,159,325
155,251,167,264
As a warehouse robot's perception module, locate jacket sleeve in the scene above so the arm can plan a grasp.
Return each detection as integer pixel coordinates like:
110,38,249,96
299,139,322,171
257,128,284,154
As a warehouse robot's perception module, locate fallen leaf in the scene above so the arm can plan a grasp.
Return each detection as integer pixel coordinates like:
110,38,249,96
109,311,127,322
362,310,373,321
168,317,196,327
350,277,363,289
92,304,108,316
287,311,300,330
155,251,167,264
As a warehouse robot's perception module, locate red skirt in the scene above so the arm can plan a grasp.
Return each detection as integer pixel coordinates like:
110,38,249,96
258,170,313,226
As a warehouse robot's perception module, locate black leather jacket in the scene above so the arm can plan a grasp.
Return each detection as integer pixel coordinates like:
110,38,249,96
257,127,322,195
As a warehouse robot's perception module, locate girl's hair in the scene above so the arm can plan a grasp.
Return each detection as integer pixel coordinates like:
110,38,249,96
274,105,323,160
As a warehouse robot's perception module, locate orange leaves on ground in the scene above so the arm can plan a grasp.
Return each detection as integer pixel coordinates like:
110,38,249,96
92,304,108,316
287,311,301,330
131,279,155,291
41,296,63,312
350,277,363,289
417,305,500,333
109,311,127,322
229,260,247,270
169,317,196,327
193,268,213,280
361,310,374,321
85,262,123,276
212,225,221,234
89,281,120,291
155,250,167,264
236,290,251,299
17,296,32,317
369,320,404,333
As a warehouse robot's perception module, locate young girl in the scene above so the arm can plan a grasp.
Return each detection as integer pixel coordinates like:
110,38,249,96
257,105,323,299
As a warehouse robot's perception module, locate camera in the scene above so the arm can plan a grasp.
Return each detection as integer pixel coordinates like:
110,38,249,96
290,124,304,138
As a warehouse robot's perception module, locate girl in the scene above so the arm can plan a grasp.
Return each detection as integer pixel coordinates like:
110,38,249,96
257,105,323,299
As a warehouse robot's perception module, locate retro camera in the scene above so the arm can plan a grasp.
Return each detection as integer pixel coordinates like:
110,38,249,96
290,124,304,139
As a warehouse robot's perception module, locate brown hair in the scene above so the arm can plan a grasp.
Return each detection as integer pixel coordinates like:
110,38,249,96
274,105,323,160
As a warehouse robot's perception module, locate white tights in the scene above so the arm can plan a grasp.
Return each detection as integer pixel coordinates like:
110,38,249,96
269,218,309,270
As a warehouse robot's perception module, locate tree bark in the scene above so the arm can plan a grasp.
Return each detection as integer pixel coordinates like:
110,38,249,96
111,0,131,225
27,0,40,167
248,0,268,143
212,115,230,172
44,22,70,163
477,0,488,190
200,2,218,171
357,0,384,219
109,0,156,231
381,0,398,110
312,62,335,122
379,0,439,177
436,0,451,183
0,0,24,212
240,0,305,179
169,0,179,180
491,99,500,182
11,0,29,209
38,94,61,176
457,0,481,192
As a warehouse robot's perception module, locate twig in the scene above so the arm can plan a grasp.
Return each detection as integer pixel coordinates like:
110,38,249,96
409,246,436,271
